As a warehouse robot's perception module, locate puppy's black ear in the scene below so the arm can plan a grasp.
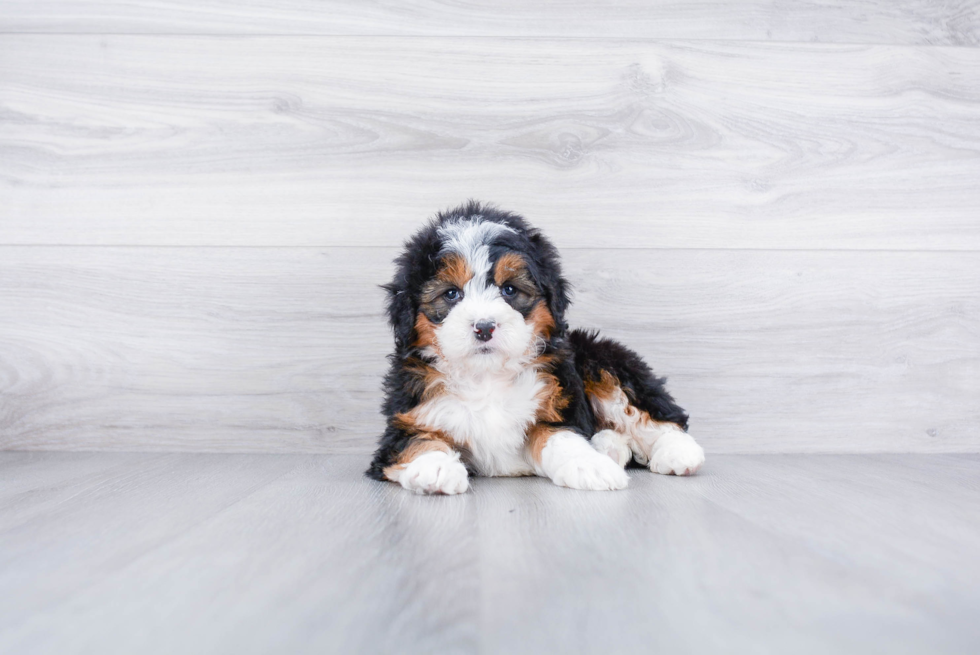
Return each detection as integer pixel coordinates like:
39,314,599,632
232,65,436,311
546,272,571,330
527,230,571,336
383,278,415,349
384,220,442,350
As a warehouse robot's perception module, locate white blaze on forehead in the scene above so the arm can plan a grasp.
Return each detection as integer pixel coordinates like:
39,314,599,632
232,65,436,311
431,216,532,372
437,217,515,287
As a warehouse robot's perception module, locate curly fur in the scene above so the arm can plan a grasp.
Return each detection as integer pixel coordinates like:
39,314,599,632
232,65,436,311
367,201,702,491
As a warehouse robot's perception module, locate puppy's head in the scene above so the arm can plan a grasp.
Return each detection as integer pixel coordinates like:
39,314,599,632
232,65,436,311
385,202,569,371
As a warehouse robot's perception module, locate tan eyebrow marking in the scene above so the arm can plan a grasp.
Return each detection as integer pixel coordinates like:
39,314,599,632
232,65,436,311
493,252,526,286
436,253,473,289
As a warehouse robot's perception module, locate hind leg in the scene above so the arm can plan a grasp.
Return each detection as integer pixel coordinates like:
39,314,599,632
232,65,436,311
631,421,704,476
588,371,704,476
571,329,705,476
590,429,632,468
587,426,704,477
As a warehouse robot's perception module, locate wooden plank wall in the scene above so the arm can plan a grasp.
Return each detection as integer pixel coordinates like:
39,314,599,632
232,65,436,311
1,2,978,454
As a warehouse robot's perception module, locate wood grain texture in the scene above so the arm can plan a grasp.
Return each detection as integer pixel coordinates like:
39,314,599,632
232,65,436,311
0,1,977,45
1,246,977,454
1,452,978,653
3,36,980,249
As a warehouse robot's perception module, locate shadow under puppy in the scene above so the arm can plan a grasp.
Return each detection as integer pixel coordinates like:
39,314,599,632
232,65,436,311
367,202,704,494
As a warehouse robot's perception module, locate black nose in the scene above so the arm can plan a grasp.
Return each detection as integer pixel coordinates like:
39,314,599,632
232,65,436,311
474,320,496,342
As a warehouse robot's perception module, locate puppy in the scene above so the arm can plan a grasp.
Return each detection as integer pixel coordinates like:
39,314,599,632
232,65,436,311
367,202,704,494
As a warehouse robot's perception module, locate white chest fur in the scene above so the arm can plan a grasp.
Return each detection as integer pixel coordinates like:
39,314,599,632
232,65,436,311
412,367,542,476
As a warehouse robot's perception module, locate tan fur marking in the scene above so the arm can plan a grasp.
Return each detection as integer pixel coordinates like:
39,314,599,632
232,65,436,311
413,313,440,352
391,367,464,452
535,371,569,423
585,370,681,435
532,352,558,369
493,252,526,286
437,252,473,289
398,435,453,463
527,301,556,339
583,369,619,425
392,407,453,437
526,424,560,464
402,358,446,403
583,369,619,397
393,364,451,438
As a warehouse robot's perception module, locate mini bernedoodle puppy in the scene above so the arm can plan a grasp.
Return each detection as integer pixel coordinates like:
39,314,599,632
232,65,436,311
367,202,705,494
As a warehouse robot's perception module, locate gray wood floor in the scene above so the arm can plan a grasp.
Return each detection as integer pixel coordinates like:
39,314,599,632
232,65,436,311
1,452,978,654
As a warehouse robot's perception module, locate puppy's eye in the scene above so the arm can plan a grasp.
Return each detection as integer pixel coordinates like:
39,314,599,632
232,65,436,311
444,288,461,301
501,284,516,297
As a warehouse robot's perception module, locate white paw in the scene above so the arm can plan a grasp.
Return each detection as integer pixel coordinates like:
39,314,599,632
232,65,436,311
552,453,629,491
649,431,705,476
590,429,631,467
398,451,469,495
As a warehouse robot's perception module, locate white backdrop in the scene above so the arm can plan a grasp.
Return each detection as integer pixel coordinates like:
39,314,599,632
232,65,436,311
1,2,978,453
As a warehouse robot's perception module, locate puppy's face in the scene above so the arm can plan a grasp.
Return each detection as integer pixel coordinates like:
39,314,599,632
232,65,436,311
413,219,554,371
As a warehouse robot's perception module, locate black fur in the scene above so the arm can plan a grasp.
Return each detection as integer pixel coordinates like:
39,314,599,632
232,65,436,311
366,201,687,480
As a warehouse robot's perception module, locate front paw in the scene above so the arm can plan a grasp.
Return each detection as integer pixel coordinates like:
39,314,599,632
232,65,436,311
650,432,705,476
552,454,629,491
398,451,469,495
